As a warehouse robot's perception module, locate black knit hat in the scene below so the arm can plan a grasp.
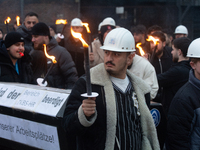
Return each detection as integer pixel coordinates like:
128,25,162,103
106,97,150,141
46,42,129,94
31,22,50,37
4,32,24,48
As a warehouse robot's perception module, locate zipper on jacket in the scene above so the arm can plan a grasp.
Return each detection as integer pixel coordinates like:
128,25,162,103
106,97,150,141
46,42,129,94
159,58,163,73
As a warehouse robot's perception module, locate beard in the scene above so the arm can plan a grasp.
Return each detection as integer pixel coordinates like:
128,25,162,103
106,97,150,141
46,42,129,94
155,49,163,57
34,42,44,50
173,56,179,63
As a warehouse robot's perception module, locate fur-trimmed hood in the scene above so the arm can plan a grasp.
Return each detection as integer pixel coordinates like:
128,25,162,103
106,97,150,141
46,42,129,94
90,63,160,150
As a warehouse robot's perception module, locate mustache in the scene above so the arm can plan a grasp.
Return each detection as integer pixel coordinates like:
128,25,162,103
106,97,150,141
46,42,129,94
105,61,115,66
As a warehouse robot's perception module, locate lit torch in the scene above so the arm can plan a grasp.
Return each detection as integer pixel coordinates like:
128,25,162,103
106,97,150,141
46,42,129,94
136,43,145,56
71,28,98,97
55,19,67,39
37,44,57,86
82,22,93,52
16,16,21,26
146,36,159,63
4,17,11,33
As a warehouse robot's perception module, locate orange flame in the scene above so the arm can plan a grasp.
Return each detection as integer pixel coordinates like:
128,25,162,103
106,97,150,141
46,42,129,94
71,28,88,48
43,44,57,63
55,19,67,25
136,43,145,56
16,16,20,26
81,23,91,33
4,17,11,24
146,35,159,45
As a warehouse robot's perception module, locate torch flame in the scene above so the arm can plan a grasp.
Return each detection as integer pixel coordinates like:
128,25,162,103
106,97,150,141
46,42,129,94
55,19,67,25
16,16,20,26
146,36,159,45
43,44,57,64
136,43,145,56
71,28,88,48
81,23,91,33
4,17,11,24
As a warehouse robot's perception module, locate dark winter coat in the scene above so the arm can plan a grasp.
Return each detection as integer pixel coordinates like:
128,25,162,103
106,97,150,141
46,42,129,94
157,60,191,115
152,46,173,103
65,35,85,77
167,70,200,150
63,63,160,150
46,37,78,89
0,41,34,84
16,24,34,54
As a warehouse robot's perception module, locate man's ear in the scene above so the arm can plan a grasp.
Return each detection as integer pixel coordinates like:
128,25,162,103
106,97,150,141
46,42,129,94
190,61,195,70
163,41,166,47
127,52,135,66
178,49,182,56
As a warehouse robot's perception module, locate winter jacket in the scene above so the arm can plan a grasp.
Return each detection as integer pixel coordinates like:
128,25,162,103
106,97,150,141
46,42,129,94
89,38,104,68
63,63,160,150
167,69,200,150
151,46,173,102
157,60,191,115
129,54,158,99
0,41,34,84
46,37,78,89
65,34,85,77
16,24,34,54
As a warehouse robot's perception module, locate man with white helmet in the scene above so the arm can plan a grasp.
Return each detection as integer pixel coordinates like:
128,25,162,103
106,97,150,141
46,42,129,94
65,18,85,77
89,17,116,68
63,27,160,150
167,38,200,149
174,25,188,39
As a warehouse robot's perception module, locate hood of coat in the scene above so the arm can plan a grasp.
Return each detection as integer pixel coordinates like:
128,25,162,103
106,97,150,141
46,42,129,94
47,37,58,52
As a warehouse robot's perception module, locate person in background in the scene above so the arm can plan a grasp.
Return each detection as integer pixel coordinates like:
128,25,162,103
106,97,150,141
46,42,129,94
89,17,116,68
131,24,151,55
65,18,85,77
0,32,33,84
63,27,160,150
167,37,200,150
31,22,78,89
16,12,39,54
174,25,188,39
0,29,4,40
157,37,191,116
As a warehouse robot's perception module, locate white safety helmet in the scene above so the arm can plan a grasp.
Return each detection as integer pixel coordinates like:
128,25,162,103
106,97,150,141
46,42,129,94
71,18,83,27
98,22,102,31
174,25,188,35
187,38,200,58
101,17,116,27
100,27,136,52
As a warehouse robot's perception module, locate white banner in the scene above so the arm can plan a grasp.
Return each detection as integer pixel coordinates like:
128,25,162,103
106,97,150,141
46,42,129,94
0,114,60,150
0,83,69,117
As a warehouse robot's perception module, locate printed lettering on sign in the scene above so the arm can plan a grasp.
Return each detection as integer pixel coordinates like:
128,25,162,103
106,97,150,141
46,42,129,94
35,92,69,117
0,114,60,150
14,89,46,111
0,85,25,107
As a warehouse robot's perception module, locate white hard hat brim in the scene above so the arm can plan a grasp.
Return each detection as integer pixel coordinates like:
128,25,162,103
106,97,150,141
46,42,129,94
100,45,136,52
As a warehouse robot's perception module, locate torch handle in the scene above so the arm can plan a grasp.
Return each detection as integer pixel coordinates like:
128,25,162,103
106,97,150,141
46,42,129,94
42,63,54,84
60,24,67,36
150,45,157,64
84,47,92,95
6,22,9,34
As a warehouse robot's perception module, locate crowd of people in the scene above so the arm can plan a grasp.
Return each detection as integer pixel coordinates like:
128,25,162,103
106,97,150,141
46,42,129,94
0,11,200,150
